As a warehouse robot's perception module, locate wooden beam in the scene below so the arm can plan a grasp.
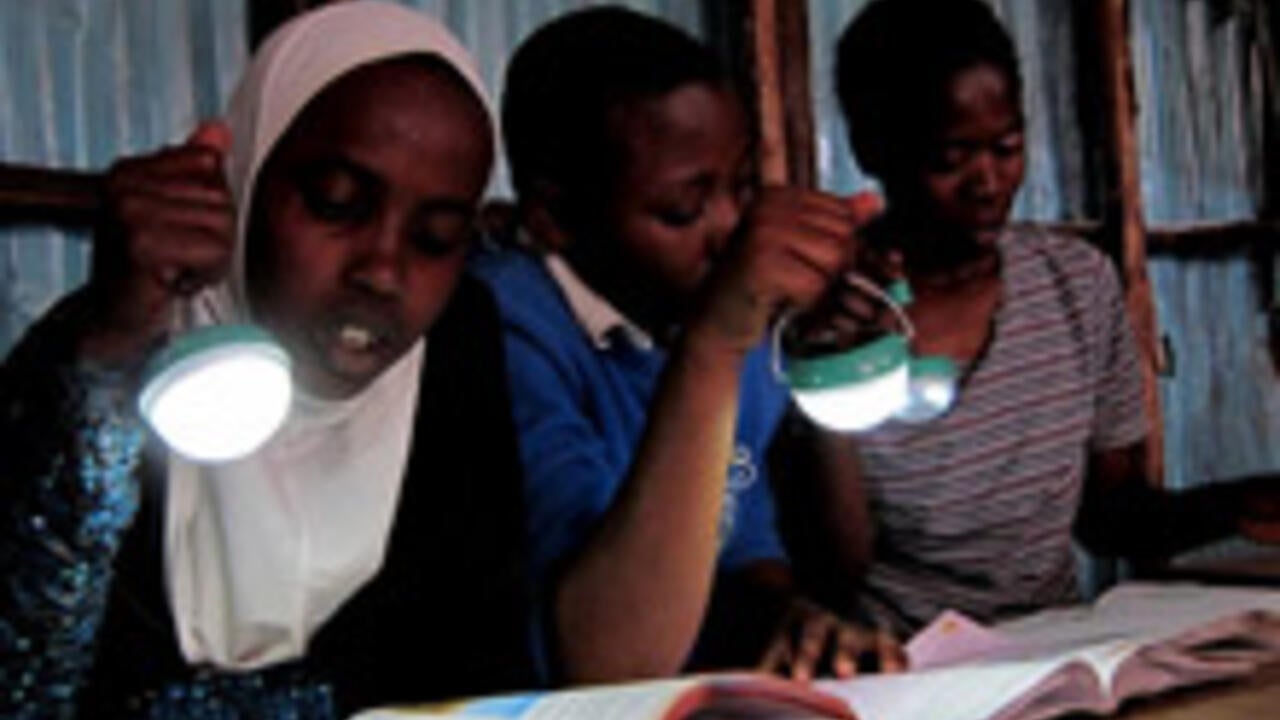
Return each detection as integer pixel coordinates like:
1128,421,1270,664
1018,220,1280,256
1097,0,1165,484
0,163,101,226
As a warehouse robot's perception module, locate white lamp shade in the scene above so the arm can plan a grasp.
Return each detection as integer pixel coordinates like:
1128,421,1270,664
791,363,910,433
138,326,292,463
894,357,958,424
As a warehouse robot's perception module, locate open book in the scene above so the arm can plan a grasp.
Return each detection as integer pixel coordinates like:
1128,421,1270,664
825,582,1280,720
352,674,856,720
352,583,1280,720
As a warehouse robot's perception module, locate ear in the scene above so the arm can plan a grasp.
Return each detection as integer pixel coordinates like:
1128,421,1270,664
519,179,574,254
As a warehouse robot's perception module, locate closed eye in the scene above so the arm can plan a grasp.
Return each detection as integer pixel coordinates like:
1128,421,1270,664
296,161,379,226
408,207,474,257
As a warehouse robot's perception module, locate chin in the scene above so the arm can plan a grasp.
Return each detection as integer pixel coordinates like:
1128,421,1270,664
972,227,1003,246
296,363,375,401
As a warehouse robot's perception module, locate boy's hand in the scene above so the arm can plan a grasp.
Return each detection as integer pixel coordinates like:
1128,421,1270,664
758,596,907,682
687,188,882,356
83,122,235,366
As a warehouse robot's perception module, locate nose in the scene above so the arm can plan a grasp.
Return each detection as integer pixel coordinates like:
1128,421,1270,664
705,189,744,256
349,221,404,298
967,152,1001,200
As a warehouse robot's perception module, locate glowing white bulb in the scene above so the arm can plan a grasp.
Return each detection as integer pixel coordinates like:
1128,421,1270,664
791,363,910,432
139,333,292,463
894,375,955,424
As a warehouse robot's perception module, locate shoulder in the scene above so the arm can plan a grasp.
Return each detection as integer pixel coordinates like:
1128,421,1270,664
1009,225,1111,273
1006,225,1121,302
469,249,577,333
467,250,597,380
469,247,558,309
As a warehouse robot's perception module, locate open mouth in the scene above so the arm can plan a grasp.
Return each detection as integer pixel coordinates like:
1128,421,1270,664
338,323,378,353
311,313,400,378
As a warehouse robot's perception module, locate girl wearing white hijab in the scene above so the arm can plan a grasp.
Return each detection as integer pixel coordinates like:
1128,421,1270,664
0,2,536,717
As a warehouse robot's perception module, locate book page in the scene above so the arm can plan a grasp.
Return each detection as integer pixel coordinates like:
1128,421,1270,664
350,679,699,720
906,610,1015,670
996,583,1280,650
352,676,856,720
1106,609,1280,703
819,584,1280,720
816,654,1085,720
996,583,1280,709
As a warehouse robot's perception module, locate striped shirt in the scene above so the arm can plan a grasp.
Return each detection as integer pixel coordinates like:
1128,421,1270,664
855,228,1147,633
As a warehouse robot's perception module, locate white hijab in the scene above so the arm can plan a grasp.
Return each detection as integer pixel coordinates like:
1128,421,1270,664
164,0,493,669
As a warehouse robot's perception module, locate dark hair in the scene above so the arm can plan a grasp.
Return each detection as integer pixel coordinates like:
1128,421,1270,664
502,6,727,205
835,0,1022,178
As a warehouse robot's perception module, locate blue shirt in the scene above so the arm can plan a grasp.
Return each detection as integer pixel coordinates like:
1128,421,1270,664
472,249,790,587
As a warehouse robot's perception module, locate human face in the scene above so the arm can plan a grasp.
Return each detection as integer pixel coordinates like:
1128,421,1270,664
891,63,1025,249
246,58,493,399
582,83,752,330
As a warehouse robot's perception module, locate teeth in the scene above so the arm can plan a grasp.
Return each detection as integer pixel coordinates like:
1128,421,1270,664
339,324,375,351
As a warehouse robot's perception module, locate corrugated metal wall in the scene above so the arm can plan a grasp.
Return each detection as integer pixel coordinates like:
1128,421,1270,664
2,0,1275,490
1132,0,1279,490
0,0,248,353
809,0,1277,490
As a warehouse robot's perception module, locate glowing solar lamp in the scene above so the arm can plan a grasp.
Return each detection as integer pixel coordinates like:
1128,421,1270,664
777,277,957,433
138,323,292,463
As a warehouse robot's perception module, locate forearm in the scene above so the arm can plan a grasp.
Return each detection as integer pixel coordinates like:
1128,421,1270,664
555,335,745,682
770,415,873,609
811,432,874,578
0,319,147,715
1076,478,1244,562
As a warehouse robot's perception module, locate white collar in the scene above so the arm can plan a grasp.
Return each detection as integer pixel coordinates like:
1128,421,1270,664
544,254,654,351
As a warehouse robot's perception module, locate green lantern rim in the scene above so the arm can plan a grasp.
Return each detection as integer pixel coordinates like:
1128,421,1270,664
784,333,909,390
909,354,957,381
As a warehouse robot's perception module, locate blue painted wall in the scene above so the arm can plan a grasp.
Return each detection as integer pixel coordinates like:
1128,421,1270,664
0,0,248,353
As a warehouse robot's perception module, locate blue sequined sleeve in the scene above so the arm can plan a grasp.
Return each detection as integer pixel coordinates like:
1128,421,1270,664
0,297,147,717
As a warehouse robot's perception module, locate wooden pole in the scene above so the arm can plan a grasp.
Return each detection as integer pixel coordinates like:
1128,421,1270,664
751,0,790,186
1097,0,1165,485
1256,0,1279,222
774,0,816,189
745,0,815,188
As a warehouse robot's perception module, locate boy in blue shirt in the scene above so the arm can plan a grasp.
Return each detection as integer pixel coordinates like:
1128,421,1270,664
475,7,901,684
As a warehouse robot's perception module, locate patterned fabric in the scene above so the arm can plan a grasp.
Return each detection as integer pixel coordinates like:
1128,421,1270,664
854,229,1148,633
0,281,537,719
0,296,148,718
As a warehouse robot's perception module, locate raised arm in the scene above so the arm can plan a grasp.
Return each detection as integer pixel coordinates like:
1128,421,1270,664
544,189,865,682
1,123,234,715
